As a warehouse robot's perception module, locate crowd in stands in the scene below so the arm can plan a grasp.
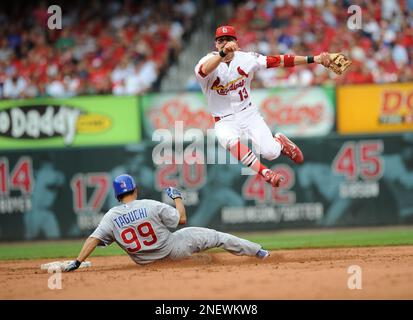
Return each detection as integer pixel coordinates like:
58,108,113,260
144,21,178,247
226,0,413,88
1,0,413,99
0,0,197,99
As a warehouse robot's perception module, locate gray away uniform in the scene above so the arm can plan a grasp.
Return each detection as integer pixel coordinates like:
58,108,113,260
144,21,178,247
90,199,261,264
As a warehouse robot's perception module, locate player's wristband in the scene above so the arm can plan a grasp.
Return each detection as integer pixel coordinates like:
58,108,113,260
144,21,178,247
219,50,227,58
74,260,81,268
307,56,315,64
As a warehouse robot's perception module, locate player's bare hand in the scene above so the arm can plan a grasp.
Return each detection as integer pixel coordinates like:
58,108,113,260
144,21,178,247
315,52,331,67
223,42,239,54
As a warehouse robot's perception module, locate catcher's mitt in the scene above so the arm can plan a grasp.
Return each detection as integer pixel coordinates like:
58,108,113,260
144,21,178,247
327,53,352,75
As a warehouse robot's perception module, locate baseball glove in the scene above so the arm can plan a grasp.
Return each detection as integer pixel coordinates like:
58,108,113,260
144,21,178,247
327,53,352,75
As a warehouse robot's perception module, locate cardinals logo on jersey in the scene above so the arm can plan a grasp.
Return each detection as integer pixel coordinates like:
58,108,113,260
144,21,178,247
237,66,249,78
211,66,249,95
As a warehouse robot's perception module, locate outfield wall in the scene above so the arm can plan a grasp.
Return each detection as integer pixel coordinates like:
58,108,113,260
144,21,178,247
1,134,412,240
0,84,412,240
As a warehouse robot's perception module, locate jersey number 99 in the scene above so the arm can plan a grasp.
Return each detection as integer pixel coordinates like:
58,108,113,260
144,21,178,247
121,222,158,253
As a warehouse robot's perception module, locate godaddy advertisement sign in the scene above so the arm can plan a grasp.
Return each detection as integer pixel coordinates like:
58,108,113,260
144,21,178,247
0,96,141,149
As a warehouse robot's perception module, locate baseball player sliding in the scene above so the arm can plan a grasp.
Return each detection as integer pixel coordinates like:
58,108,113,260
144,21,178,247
62,174,269,271
195,25,334,187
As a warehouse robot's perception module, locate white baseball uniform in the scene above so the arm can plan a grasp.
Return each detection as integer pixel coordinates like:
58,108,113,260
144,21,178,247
195,51,281,160
90,199,261,264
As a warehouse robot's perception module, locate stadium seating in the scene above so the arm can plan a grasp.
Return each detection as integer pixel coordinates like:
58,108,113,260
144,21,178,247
228,0,413,87
1,0,412,98
0,0,198,98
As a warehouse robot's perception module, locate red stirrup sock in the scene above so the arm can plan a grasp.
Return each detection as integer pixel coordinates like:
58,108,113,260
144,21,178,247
228,141,269,176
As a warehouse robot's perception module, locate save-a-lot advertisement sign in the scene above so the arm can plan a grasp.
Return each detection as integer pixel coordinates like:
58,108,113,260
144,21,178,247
254,86,335,137
0,96,141,149
141,86,335,140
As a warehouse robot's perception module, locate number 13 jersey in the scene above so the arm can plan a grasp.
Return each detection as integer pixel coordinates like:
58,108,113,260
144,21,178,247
194,51,269,117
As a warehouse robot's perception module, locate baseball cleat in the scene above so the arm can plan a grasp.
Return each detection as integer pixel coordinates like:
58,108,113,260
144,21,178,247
274,133,304,164
263,170,284,188
256,249,270,259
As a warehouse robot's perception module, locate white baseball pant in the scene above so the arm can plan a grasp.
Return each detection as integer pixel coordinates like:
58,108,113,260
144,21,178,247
214,105,281,160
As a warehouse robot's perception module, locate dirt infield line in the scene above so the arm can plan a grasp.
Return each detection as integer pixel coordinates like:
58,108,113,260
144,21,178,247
1,246,412,299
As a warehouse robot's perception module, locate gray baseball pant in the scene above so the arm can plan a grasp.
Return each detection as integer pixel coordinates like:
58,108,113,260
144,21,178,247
168,227,261,260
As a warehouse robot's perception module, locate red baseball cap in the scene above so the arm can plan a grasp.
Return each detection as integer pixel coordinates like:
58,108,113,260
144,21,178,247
215,26,237,40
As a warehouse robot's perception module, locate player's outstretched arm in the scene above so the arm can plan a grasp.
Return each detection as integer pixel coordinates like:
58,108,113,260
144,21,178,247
282,52,352,75
62,237,101,272
76,237,101,262
301,52,330,66
174,198,187,225
164,187,187,225
275,52,331,67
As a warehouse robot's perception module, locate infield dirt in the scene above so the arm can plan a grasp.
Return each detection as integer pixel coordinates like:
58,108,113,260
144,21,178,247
1,246,412,299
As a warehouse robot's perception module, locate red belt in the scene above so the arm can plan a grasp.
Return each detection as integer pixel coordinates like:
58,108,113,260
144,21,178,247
213,103,251,123
214,115,229,122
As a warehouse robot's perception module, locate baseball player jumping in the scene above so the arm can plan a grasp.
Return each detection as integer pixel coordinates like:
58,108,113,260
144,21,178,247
62,174,269,271
195,25,332,187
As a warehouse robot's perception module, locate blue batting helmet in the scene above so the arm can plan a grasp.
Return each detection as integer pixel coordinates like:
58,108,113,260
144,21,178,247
113,174,137,199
